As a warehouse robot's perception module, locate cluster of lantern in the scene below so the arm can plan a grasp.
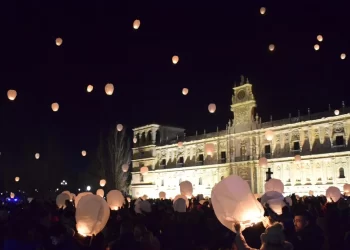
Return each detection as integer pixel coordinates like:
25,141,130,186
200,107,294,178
105,83,114,95
208,103,216,113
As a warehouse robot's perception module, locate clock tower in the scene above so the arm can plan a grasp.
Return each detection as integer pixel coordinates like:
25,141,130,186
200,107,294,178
231,76,257,133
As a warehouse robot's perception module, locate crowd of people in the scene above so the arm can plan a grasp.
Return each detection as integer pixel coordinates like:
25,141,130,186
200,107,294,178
0,194,349,250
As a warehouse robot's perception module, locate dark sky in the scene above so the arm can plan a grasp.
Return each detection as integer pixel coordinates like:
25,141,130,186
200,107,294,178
1,1,350,190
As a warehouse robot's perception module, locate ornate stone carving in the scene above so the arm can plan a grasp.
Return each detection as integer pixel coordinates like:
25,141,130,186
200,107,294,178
234,106,251,125
291,130,300,141
333,122,344,134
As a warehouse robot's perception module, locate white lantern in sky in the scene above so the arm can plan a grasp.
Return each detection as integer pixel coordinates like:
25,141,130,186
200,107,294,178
55,37,63,46
205,143,215,156
56,193,70,209
294,155,301,162
133,19,140,30
86,186,91,191
265,130,274,141
122,164,129,172
269,44,275,51
87,85,93,92
172,55,179,64
334,109,340,116
51,102,59,112
179,181,193,198
317,35,323,42
133,137,137,143
140,166,149,175
343,184,350,196
211,175,265,232
81,150,87,157
96,189,104,198
182,88,189,95
35,153,40,159
177,141,183,148
326,186,341,203
340,53,346,60
159,191,166,200
208,103,216,113
10,192,15,199
7,90,17,101
76,195,110,237
116,124,123,131
265,178,284,194
105,83,114,95
260,7,266,15
100,179,106,187
314,44,320,51
15,177,20,182
107,190,125,210
259,157,268,167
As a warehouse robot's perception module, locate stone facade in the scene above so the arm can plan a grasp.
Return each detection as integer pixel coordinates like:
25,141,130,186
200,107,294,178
131,77,350,198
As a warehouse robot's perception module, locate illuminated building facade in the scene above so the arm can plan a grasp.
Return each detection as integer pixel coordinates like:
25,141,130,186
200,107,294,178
131,76,350,198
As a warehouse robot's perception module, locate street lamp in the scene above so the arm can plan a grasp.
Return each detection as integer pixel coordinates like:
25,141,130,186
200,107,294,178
61,180,68,186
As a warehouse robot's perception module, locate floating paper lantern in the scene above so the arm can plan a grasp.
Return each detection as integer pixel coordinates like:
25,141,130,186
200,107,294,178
116,124,123,131
173,194,189,207
122,163,129,172
294,155,301,162
309,190,314,196
87,85,93,92
317,35,323,42
55,37,63,46
133,19,140,30
76,194,110,237
340,53,346,60
343,184,350,196
265,178,284,193
159,191,166,200
260,7,266,15
51,102,59,112
81,150,87,157
100,179,106,187
314,44,320,51
182,88,189,95
326,186,341,203
179,181,193,198
105,83,114,95
133,137,137,143
334,109,340,116
107,190,125,210
56,193,70,209
265,130,274,141
140,166,149,175
269,44,275,51
7,90,17,101
261,191,285,215
96,189,104,198
10,192,15,199
258,157,268,167
15,177,20,182
205,143,215,156
211,175,265,232
172,55,179,64
35,153,40,159
208,103,216,113
177,141,183,148
74,192,93,208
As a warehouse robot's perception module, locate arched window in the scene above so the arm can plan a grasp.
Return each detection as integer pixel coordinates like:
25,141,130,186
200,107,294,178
339,167,345,178
140,174,144,182
199,177,202,185
161,179,164,186
179,178,182,184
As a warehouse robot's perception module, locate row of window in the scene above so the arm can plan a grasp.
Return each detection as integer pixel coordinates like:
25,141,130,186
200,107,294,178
160,152,227,167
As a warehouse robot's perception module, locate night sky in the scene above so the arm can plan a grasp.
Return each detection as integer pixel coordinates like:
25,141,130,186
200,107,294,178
1,1,350,190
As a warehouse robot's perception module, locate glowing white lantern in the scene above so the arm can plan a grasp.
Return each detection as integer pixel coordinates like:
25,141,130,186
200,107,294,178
326,186,341,202
86,186,91,191
122,163,129,172
133,19,140,30
81,150,87,156
105,83,114,95
100,179,106,187
96,189,104,198
179,181,193,198
107,190,125,210
343,184,350,196
211,175,265,232
76,194,110,237
51,102,59,112
55,37,63,46
208,103,216,113
314,44,320,51
35,153,40,159
182,88,189,95
116,124,123,131
340,53,346,60
15,177,20,182
205,143,215,156
172,55,179,64
10,192,15,199
309,190,314,196
140,166,149,175
56,193,70,209
269,44,275,51
159,191,166,200
260,191,285,215
260,7,266,15
133,137,137,143
258,157,268,167
74,192,93,208
173,198,187,212
294,155,301,162
87,85,93,92
7,90,17,101
265,130,274,141
173,194,189,207
334,109,340,116
317,35,323,42
265,178,284,193
177,141,183,148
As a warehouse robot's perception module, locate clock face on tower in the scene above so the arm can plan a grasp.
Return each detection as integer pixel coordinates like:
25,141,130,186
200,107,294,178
237,90,246,100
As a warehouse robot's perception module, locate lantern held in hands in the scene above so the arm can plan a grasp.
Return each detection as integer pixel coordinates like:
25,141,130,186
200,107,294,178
179,181,193,198
159,191,166,200
56,193,70,209
173,194,189,208
326,186,341,203
74,192,93,208
96,189,104,198
107,190,125,210
265,178,284,194
173,198,187,212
